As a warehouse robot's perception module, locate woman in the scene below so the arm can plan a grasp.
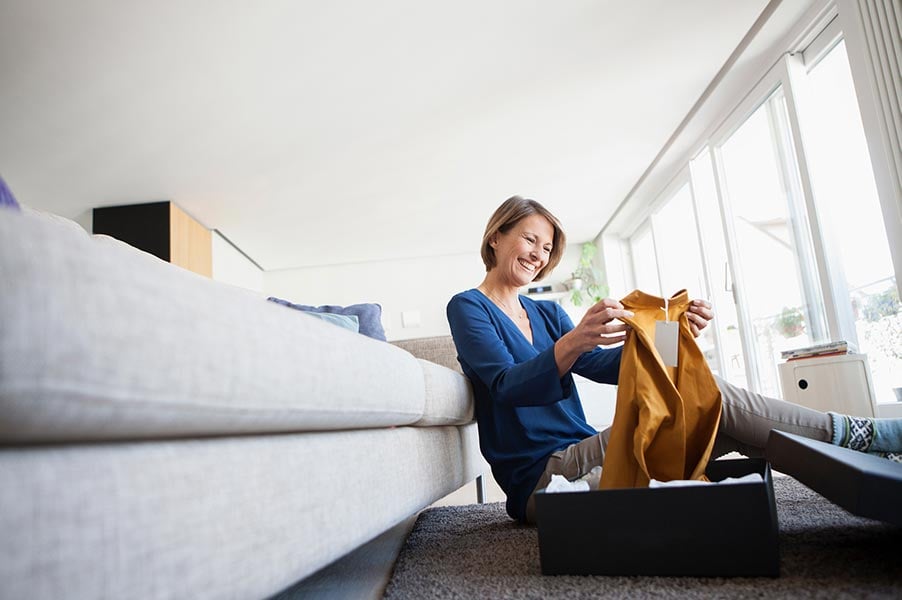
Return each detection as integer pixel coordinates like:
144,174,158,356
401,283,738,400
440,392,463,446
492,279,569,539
447,195,893,524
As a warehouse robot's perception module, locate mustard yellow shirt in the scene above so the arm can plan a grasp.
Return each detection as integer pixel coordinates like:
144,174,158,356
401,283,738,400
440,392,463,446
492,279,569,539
600,289,722,489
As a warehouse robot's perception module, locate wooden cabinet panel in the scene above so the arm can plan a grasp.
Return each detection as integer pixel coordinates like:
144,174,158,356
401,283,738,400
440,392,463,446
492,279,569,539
169,203,212,276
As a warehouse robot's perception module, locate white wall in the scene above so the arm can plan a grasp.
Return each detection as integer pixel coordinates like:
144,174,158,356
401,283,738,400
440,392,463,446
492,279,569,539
212,231,264,292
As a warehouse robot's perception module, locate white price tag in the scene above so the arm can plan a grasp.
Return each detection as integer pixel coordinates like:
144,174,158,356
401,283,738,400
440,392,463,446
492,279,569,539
654,299,678,367
654,321,679,367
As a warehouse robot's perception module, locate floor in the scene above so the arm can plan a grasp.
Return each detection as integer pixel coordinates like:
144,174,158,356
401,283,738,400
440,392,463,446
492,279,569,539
271,458,754,598
271,476,507,599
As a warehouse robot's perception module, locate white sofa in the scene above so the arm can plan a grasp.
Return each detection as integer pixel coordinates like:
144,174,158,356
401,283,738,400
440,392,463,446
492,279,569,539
0,206,484,599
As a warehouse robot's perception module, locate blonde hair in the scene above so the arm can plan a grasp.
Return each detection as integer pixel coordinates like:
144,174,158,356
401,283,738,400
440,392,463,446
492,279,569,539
480,195,566,281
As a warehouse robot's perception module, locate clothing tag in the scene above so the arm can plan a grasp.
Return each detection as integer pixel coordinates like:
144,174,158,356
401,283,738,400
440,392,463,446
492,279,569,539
654,321,679,367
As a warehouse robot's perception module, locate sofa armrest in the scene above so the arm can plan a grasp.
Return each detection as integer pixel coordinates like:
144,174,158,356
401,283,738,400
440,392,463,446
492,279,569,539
391,336,462,375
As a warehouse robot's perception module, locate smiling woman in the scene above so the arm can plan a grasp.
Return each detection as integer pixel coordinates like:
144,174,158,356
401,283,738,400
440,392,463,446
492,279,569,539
444,194,893,527
446,195,633,521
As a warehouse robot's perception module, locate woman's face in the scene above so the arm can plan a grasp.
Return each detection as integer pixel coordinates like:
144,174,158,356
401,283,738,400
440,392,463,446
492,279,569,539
490,214,555,287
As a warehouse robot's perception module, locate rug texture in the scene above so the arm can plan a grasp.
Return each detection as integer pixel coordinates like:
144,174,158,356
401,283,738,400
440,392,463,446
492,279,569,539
384,476,902,599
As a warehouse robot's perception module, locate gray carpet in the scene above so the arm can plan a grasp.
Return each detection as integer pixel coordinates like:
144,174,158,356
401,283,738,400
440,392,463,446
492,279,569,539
384,476,902,598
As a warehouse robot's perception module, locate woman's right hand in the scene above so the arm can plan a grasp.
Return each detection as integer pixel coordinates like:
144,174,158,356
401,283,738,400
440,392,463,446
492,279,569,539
554,298,633,376
571,298,633,351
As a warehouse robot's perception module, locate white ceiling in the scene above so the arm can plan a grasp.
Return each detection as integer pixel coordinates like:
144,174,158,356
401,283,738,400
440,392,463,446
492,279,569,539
0,0,772,270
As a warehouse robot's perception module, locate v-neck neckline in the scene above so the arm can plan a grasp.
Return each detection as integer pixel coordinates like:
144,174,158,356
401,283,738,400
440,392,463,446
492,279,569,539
476,288,535,346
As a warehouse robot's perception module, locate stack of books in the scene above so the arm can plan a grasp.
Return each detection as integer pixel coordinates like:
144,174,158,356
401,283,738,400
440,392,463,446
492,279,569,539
780,340,856,361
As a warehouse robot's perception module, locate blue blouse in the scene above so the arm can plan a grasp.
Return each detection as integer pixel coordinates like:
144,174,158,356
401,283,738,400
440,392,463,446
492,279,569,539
446,288,622,521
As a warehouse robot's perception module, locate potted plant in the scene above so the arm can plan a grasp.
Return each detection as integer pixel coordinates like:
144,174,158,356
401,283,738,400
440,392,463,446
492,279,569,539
774,306,805,338
565,242,608,307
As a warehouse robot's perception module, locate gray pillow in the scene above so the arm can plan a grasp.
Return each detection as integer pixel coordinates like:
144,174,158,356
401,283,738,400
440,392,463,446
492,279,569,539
267,297,386,341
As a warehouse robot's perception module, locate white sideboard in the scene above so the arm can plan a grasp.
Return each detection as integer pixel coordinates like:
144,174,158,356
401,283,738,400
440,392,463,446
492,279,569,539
778,353,877,418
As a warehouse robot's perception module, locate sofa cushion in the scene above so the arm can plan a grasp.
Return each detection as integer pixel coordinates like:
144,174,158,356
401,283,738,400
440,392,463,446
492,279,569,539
389,337,473,425
0,207,427,443
413,359,474,426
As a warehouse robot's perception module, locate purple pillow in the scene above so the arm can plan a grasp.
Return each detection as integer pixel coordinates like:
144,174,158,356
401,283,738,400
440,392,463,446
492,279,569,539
0,176,21,211
267,297,387,341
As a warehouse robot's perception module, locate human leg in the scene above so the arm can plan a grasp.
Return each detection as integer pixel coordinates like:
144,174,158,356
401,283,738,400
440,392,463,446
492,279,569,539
711,376,833,458
524,430,609,524
830,413,902,461
714,378,902,461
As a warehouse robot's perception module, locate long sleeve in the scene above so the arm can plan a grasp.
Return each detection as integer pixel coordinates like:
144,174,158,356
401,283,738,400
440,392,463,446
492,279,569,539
573,346,622,385
446,292,570,407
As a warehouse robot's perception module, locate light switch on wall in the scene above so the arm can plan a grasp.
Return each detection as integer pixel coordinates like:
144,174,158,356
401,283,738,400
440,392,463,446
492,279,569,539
401,310,421,328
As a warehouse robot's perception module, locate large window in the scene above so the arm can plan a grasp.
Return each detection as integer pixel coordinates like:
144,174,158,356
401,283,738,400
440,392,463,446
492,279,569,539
797,38,900,403
627,181,708,300
603,12,901,413
714,86,826,397
629,224,659,294
627,179,719,372
654,184,707,300
690,149,749,389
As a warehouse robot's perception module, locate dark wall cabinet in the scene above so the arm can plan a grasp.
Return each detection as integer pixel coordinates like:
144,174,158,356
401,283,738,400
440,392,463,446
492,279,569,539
93,201,212,277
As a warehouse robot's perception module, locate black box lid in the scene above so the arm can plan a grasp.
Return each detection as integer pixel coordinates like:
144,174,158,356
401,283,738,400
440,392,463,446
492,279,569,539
765,430,902,526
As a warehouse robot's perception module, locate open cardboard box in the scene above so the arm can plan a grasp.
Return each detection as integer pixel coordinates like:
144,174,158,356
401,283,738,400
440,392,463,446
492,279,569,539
535,458,780,577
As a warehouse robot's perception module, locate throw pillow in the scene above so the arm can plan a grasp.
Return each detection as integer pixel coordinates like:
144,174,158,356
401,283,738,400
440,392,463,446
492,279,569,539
0,176,21,211
267,297,386,341
304,311,360,332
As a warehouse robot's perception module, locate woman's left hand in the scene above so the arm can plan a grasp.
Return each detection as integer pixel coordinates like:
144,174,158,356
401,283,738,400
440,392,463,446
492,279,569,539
687,299,714,338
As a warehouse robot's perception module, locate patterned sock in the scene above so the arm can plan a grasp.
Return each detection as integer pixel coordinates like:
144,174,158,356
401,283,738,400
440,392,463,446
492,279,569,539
829,412,876,452
870,451,902,463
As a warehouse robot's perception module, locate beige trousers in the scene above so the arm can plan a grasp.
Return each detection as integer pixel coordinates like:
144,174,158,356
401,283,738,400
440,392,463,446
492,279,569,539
523,376,833,524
